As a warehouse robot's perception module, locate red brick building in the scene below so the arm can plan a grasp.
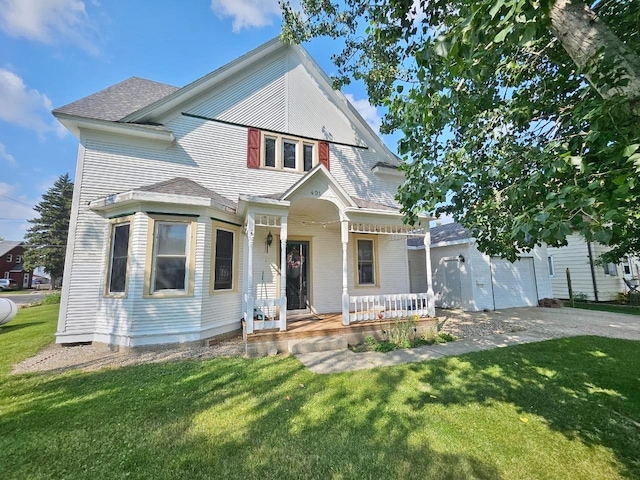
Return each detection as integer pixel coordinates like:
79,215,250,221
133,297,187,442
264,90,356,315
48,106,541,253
0,241,32,289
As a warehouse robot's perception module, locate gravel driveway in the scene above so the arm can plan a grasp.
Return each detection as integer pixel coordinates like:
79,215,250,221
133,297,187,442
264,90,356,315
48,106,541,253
11,306,640,375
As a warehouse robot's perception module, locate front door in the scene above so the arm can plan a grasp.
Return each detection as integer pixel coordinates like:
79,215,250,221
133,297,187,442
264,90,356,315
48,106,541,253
285,241,309,310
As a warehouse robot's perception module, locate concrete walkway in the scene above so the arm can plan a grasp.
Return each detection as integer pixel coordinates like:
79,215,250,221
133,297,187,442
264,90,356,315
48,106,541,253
294,307,640,374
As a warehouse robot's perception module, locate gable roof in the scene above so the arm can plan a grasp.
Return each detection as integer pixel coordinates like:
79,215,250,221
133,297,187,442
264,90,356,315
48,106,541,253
408,222,473,247
54,38,401,166
136,177,237,210
0,241,23,257
53,77,179,122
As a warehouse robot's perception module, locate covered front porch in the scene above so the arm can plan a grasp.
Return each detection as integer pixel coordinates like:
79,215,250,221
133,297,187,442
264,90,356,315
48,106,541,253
238,164,436,340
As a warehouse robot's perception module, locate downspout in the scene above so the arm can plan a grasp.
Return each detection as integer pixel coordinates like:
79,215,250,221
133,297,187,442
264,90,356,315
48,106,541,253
586,241,599,302
489,256,497,310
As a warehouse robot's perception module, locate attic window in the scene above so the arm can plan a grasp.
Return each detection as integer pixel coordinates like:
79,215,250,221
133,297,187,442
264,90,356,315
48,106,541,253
258,131,328,173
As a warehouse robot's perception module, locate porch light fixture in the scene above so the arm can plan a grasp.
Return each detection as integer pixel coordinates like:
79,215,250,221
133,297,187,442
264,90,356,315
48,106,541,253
458,254,465,263
266,231,273,247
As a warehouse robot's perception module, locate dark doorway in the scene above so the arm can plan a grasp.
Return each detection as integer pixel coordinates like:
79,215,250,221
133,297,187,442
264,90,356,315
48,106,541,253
284,241,309,310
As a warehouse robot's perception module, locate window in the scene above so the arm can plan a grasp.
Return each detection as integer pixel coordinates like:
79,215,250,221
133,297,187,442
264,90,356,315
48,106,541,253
547,255,555,277
3,272,8,279
261,133,317,172
6,254,11,262
152,222,188,292
264,137,276,167
303,144,313,172
357,238,376,285
213,228,235,290
603,262,618,276
624,257,631,275
15,255,22,263
107,223,130,294
283,140,297,169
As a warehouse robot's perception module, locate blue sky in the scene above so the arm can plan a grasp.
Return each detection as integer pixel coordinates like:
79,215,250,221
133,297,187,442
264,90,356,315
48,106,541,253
0,0,399,241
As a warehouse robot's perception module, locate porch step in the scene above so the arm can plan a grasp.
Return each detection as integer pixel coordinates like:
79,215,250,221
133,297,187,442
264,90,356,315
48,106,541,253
288,336,348,355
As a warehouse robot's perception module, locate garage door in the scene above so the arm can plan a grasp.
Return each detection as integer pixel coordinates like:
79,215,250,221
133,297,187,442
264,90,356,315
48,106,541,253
491,257,538,309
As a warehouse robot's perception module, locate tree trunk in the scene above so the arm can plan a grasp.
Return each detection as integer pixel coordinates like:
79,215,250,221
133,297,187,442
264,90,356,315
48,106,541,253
549,0,640,111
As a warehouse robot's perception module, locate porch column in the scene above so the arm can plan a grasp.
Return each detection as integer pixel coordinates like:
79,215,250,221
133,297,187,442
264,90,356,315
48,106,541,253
246,213,255,334
279,216,288,331
341,219,350,326
424,230,436,317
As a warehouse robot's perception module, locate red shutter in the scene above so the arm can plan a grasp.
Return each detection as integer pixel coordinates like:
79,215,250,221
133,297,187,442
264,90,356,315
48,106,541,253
319,141,330,171
247,128,260,169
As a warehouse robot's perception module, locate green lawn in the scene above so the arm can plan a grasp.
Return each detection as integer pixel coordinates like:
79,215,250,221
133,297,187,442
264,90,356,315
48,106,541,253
1,306,639,479
566,301,640,316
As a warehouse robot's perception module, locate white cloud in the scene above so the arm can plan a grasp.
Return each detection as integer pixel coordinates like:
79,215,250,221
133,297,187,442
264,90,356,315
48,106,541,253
0,143,15,164
0,0,99,54
344,93,382,133
0,68,65,137
210,0,282,32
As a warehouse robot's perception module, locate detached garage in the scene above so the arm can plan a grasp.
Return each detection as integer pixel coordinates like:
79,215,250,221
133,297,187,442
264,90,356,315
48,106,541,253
409,223,552,311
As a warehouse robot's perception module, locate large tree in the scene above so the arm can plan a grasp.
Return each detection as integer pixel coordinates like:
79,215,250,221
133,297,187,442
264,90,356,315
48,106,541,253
24,174,74,283
282,0,640,262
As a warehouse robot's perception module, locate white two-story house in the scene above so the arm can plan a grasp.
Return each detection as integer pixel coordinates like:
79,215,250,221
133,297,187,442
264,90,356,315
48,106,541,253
53,39,435,349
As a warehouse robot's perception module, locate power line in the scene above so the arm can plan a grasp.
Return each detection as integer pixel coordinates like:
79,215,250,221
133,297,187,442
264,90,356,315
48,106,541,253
0,193,34,208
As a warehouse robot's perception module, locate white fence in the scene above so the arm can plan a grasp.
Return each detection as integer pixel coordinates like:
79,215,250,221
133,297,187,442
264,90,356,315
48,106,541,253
349,293,431,323
246,295,286,331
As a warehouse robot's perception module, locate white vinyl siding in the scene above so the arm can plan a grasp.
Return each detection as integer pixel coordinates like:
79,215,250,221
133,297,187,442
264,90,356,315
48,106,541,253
419,242,551,312
548,233,629,301
57,46,407,346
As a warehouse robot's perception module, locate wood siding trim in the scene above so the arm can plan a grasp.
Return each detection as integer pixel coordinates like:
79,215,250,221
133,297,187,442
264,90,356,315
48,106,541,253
319,141,330,171
247,127,261,169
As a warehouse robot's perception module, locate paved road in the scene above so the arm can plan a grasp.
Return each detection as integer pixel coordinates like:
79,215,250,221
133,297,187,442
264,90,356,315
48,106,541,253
295,307,640,374
0,291,50,305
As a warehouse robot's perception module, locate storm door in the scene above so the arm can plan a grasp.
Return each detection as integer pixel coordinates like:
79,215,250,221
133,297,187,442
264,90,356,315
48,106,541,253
284,241,309,310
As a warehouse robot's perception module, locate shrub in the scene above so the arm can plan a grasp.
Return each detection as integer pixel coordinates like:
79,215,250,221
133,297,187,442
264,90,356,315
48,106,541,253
573,292,589,303
23,291,61,308
385,315,418,348
438,332,457,343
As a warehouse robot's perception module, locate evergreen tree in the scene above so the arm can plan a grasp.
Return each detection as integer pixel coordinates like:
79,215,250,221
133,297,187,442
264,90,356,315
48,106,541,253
23,174,74,283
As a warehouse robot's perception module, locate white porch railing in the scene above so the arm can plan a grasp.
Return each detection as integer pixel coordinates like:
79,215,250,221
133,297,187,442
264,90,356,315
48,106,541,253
349,293,431,323
245,295,287,332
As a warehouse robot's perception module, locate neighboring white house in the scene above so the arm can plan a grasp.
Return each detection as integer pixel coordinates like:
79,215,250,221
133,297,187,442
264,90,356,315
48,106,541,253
408,223,553,311
53,38,435,348
547,233,640,301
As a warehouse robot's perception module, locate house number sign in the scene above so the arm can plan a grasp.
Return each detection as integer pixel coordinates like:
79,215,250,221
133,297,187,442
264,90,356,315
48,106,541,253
310,190,321,197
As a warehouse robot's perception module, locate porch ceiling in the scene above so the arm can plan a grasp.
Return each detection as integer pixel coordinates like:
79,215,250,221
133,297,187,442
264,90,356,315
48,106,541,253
288,198,340,226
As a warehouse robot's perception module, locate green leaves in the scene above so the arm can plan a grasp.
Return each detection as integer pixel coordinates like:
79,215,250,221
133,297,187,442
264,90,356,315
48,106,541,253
283,0,640,261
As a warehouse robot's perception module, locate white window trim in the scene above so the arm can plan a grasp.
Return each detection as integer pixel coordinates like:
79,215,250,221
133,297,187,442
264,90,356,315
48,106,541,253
105,219,132,297
3,272,8,279
6,254,11,262
212,224,238,293
354,236,379,287
261,132,318,173
603,262,618,276
144,215,197,297
15,255,22,263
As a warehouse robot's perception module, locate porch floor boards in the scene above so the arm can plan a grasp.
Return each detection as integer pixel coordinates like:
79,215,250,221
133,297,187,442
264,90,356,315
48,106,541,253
245,312,435,344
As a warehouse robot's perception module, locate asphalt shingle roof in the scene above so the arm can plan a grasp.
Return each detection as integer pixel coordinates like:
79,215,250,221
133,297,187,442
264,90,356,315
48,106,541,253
53,77,179,122
0,241,23,257
136,177,237,211
408,222,473,247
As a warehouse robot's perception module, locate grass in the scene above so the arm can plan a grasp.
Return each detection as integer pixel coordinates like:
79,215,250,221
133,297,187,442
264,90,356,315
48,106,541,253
566,301,640,316
1,306,639,479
